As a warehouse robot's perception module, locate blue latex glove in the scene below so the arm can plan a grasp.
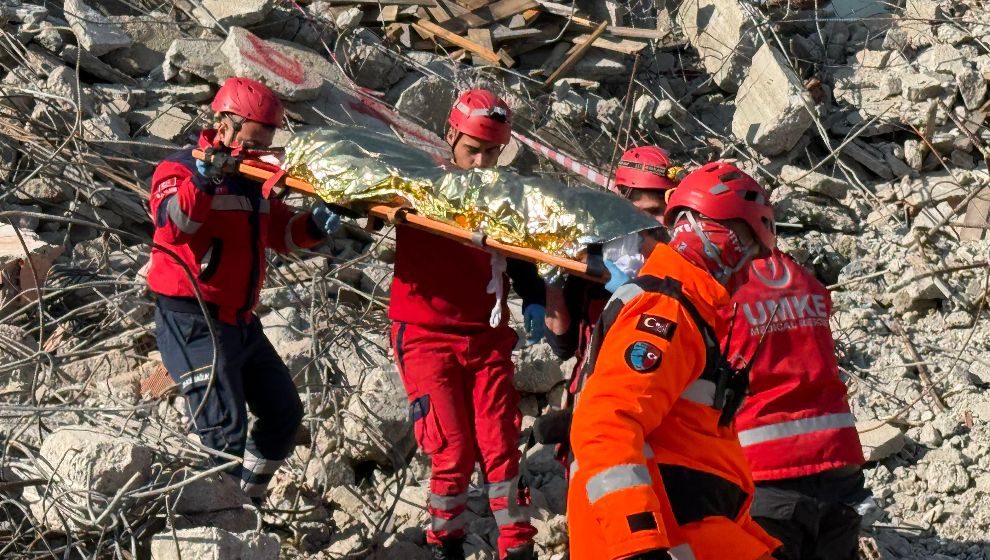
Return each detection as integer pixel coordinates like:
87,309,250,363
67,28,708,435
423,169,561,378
522,303,546,345
311,203,342,236
195,158,208,176
603,259,630,293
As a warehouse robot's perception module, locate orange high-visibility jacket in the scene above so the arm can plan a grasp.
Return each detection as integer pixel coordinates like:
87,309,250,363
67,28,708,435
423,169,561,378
567,245,780,560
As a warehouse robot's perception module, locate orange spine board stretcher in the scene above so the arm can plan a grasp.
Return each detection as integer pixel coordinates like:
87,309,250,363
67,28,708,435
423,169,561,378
191,149,603,281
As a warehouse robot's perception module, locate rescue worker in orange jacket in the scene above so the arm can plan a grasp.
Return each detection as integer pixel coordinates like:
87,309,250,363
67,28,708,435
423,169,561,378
567,162,782,560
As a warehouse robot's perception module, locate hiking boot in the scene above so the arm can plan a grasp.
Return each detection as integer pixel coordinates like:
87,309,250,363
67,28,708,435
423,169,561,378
428,537,465,560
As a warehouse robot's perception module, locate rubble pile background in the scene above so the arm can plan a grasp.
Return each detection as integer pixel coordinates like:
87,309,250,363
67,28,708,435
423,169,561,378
2,0,990,558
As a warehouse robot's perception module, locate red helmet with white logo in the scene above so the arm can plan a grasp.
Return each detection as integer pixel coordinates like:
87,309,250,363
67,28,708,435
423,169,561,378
663,162,776,250
211,77,284,127
615,146,684,190
448,89,512,145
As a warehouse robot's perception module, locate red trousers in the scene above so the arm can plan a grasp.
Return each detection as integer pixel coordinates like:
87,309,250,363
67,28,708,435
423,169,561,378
391,321,536,558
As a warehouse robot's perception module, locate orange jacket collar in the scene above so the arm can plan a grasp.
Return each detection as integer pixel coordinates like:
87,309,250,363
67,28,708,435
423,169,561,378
640,244,730,317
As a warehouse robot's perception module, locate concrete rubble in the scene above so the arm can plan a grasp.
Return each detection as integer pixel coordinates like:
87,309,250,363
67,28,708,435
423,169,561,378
1,0,990,558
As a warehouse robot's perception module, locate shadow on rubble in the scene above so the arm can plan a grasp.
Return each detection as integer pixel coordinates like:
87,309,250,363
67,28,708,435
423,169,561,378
865,526,990,560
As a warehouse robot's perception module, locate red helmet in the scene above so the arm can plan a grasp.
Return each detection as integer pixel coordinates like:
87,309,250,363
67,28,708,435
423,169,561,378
448,89,512,145
663,162,776,250
615,146,683,190
211,77,284,127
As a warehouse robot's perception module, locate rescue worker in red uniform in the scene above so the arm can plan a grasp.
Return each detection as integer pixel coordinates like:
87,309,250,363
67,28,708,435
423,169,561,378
567,162,781,560
389,89,543,560
725,249,873,560
545,146,681,396
148,77,341,503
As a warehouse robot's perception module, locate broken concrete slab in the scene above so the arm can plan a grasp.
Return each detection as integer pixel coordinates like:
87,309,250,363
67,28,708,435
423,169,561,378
60,45,137,86
393,74,458,137
150,527,279,560
33,426,153,516
172,471,257,533
83,112,131,145
514,343,568,394
902,73,946,102
678,0,759,92
0,325,38,396
163,38,233,84
956,69,987,111
335,28,406,91
779,165,851,199
197,0,278,27
342,366,414,466
63,0,132,56
104,12,184,77
731,43,815,156
858,421,906,462
126,103,196,144
221,27,340,101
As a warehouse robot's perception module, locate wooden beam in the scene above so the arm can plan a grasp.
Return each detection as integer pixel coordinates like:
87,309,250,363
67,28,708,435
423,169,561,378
413,19,514,66
490,23,543,42
572,33,647,55
467,28,494,65
453,0,489,8
533,41,570,78
385,22,413,47
379,4,400,22
543,20,606,87
441,0,538,33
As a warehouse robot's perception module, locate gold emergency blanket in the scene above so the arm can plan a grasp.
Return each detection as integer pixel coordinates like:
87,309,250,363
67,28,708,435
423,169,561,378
282,126,658,260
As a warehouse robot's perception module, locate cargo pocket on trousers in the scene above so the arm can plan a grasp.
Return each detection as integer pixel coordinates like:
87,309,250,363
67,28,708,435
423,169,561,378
410,395,445,455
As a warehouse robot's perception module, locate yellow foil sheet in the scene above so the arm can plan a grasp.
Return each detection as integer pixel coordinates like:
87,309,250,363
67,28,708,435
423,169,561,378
282,126,658,260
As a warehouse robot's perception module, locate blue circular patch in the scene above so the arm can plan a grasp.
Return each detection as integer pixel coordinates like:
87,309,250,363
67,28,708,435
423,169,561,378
625,341,662,373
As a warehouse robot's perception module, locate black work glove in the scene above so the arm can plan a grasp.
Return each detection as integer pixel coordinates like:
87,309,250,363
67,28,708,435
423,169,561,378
197,147,242,181
627,550,671,560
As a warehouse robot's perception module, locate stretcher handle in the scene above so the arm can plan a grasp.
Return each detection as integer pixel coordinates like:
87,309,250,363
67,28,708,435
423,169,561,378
191,149,604,282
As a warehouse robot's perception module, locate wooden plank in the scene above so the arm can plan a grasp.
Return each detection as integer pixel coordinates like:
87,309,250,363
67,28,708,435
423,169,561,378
379,4,400,22
507,13,526,28
386,22,413,47
533,41,571,78
490,23,543,42
323,0,436,5
453,0,489,8
467,28,494,65
413,19,514,66
441,0,538,33
543,20,607,87
572,33,647,55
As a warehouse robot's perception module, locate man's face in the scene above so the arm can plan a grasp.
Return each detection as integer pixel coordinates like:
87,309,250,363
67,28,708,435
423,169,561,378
447,129,503,170
630,190,667,222
217,116,277,149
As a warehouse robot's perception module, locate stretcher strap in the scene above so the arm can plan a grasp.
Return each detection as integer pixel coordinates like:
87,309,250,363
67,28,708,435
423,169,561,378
486,252,508,328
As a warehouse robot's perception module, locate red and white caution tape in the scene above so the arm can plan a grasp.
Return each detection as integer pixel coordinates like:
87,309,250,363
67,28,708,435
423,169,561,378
511,131,616,192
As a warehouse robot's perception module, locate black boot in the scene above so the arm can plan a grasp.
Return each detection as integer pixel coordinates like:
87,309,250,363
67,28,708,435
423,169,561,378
429,537,465,560
505,543,536,560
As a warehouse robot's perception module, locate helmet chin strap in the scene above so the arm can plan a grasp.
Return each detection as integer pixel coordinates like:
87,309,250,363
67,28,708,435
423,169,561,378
679,211,757,284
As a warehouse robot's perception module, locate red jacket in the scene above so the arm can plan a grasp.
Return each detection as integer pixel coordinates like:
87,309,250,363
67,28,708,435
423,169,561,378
389,225,545,329
147,130,324,325
725,250,864,481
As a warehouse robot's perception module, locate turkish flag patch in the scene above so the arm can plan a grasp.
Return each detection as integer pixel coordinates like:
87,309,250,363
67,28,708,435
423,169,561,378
625,341,663,373
636,313,677,340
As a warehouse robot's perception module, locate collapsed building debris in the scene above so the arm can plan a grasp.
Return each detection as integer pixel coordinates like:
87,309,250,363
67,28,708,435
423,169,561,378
2,0,990,558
